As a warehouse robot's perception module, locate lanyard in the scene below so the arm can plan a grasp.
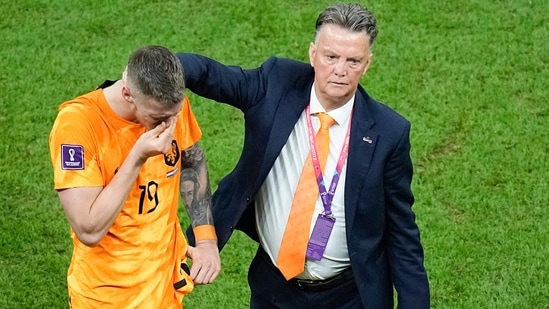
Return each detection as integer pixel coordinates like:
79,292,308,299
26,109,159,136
305,104,352,217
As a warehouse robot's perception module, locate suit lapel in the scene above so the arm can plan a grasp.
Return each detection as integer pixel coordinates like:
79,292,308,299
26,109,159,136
344,93,378,230
258,80,311,178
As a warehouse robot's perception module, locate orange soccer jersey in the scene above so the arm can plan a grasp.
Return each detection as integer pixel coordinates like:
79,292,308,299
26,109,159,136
49,85,201,308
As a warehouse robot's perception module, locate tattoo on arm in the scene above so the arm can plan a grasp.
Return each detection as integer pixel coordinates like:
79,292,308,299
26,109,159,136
180,143,214,227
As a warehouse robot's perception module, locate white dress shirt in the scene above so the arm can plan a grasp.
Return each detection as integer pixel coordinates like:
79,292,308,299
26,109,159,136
255,85,354,280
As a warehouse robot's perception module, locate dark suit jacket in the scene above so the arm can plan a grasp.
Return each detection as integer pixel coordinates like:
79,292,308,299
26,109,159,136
179,53,430,308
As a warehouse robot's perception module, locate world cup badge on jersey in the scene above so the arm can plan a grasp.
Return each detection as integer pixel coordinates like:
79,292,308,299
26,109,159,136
61,144,84,170
164,140,180,167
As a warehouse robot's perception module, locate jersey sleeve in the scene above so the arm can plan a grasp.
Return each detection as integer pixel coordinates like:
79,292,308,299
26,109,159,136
178,96,202,149
49,103,104,190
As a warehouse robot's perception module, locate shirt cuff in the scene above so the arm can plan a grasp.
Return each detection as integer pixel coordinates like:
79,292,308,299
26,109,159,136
193,225,217,241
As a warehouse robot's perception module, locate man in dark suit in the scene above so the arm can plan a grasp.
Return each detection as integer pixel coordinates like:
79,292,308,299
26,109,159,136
179,3,429,308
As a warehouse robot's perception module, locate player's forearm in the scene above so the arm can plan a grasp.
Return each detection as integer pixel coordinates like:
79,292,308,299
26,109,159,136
190,159,213,227
81,150,145,245
180,144,214,227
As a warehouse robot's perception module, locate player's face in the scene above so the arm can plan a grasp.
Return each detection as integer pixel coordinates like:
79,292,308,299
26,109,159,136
130,92,182,130
309,24,372,110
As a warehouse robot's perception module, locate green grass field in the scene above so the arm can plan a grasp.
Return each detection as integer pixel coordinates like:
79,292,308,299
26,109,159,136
1,0,548,308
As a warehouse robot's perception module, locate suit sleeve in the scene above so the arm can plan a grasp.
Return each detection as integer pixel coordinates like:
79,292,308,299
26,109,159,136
384,122,430,308
176,53,268,112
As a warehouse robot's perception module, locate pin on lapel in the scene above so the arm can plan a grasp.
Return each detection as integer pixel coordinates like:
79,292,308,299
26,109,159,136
362,136,373,144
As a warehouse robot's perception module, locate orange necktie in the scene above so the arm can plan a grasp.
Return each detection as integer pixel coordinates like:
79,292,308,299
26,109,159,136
277,112,335,280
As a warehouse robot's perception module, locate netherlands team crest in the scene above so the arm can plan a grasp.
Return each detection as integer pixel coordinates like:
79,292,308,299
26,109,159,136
164,140,180,167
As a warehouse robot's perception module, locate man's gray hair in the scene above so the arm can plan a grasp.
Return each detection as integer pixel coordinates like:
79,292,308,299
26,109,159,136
315,3,378,46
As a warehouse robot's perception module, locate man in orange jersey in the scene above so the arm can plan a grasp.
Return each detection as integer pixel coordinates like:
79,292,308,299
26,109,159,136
49,45,220,308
